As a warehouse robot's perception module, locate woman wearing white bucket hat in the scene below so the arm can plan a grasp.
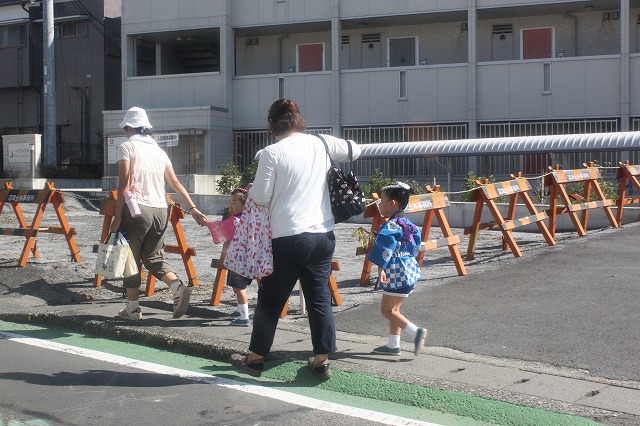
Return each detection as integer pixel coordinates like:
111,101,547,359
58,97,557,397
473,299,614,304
111,106,208,320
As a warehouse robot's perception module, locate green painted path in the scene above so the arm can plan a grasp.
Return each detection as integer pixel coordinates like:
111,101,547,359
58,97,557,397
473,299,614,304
0,320,602,426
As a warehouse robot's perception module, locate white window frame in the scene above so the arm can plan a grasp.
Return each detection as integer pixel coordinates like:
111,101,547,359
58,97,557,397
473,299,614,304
386,36,418,67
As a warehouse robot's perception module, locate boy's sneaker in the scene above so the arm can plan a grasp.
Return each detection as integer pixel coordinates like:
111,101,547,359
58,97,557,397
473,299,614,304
230,318,251,327
373,345,401,356
229,311,242,318
414,327,427,356
173,284,192,319
118,307,142,321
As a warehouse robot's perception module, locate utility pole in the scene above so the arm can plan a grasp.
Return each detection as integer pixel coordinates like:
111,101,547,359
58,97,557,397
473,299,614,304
43,0,56,166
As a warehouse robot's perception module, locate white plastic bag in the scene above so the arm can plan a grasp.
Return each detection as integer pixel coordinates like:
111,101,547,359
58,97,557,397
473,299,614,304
95,232,136,279
122,245,139,278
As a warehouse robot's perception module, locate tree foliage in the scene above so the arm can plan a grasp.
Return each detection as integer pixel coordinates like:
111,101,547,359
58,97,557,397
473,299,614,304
216,158,241,195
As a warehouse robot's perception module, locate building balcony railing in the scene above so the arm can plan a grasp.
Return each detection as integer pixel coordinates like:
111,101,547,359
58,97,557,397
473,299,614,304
231,54,629,129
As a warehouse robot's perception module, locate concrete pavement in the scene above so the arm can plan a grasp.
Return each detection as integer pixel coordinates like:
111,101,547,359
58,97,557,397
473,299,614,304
1,193,639,424
1,280,638,425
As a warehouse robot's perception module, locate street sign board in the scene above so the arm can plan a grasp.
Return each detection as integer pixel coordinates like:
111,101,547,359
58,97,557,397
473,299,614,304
154,133,179,147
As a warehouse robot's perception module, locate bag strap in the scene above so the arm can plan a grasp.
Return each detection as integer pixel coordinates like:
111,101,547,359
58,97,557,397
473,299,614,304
107,230,128,245
129,141,143,199
317,134,354,167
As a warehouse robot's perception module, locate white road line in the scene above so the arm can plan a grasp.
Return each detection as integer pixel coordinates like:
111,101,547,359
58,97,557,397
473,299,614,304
1,331,442,426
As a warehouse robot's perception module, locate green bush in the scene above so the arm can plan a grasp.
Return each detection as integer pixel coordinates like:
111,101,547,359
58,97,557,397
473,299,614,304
216,158,241,195
240,161,258,189
407,180,426,194
460,172,505,202
563,161,619,202
363,168,394,197
362,169,429,197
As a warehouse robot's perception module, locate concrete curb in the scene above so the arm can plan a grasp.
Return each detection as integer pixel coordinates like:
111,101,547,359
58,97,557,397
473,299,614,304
2,307,639,425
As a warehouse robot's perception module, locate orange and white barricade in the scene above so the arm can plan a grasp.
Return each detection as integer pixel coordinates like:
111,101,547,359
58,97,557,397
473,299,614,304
616,161,640,225
0,182,81,266
544,163,618,237
358,186,466,286
465,174,555,260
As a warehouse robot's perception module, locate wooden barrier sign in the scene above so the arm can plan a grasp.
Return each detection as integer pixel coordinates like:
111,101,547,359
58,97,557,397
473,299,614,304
358,186,466,286
278,259,342,318
544,164,618,237
94,192,199,295
616,162,640,225
0,182,81,266
465,174,555,260
404,191,449,213
210,256,342,318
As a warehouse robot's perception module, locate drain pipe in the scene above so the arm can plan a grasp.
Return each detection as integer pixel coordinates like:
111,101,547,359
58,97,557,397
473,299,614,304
434,156,452,195
71,87,88,162
278,33,288,73
564,12,578,56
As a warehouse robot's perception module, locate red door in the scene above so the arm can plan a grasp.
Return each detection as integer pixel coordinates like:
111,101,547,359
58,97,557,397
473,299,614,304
298,44,323,72
522,28,552,59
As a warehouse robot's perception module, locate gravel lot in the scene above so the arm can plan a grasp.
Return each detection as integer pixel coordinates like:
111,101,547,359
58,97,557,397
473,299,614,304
0,190,579,321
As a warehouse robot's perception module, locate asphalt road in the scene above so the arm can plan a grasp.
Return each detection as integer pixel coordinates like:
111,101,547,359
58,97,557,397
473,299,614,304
335,223,640,383
1,193,638,388
0,334,396,426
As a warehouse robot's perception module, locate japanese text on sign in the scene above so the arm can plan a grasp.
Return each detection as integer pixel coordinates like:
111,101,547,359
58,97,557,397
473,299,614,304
6,194,36,203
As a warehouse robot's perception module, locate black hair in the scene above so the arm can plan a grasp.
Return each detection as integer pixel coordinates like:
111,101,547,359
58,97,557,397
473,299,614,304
230,187,248,204
133,126,153,136
381,182,415,210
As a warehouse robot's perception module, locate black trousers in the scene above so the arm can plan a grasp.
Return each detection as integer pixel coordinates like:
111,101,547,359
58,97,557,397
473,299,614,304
249,231,337,357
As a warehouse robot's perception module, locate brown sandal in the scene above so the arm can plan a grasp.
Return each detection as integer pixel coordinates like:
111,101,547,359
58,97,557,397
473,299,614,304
230,353,264,377
307,357,332,380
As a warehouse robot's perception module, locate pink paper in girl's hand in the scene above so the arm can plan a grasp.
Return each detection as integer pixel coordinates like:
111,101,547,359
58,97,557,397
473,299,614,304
206,216,238,244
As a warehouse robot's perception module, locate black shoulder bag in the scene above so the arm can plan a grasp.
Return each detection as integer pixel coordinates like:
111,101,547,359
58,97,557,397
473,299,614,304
318,135,366,224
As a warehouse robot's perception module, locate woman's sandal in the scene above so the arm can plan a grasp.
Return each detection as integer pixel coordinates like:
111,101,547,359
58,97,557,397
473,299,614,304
307,356,332,380
230,353,264,377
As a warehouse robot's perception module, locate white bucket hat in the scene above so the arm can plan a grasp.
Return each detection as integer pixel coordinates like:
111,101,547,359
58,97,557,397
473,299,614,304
119,106,152,129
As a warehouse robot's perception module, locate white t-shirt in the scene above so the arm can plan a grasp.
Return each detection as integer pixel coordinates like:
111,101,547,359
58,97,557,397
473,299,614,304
116,134,171,208
249,133,362,239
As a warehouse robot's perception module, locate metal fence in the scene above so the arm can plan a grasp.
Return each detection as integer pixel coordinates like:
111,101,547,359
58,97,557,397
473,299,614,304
343,124,468,186
476,119,622,178
233,127,332,170
167,131,207,175
479,119,618,138
232,120,639,199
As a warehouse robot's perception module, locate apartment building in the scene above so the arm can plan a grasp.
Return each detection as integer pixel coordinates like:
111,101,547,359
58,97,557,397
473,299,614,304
102,0,640,190
0,0,121,176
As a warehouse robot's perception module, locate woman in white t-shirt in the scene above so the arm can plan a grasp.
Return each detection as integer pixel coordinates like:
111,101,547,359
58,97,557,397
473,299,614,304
110,107,207,321
230,99,361,380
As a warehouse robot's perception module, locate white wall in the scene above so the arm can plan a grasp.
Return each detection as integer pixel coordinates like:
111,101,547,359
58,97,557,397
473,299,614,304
631,54,640,116
232,73,332,129
340,0,467,17
231,0,330,26
122,0,227,29
123,73,225,109
477,56,620,121
340,65,468,126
